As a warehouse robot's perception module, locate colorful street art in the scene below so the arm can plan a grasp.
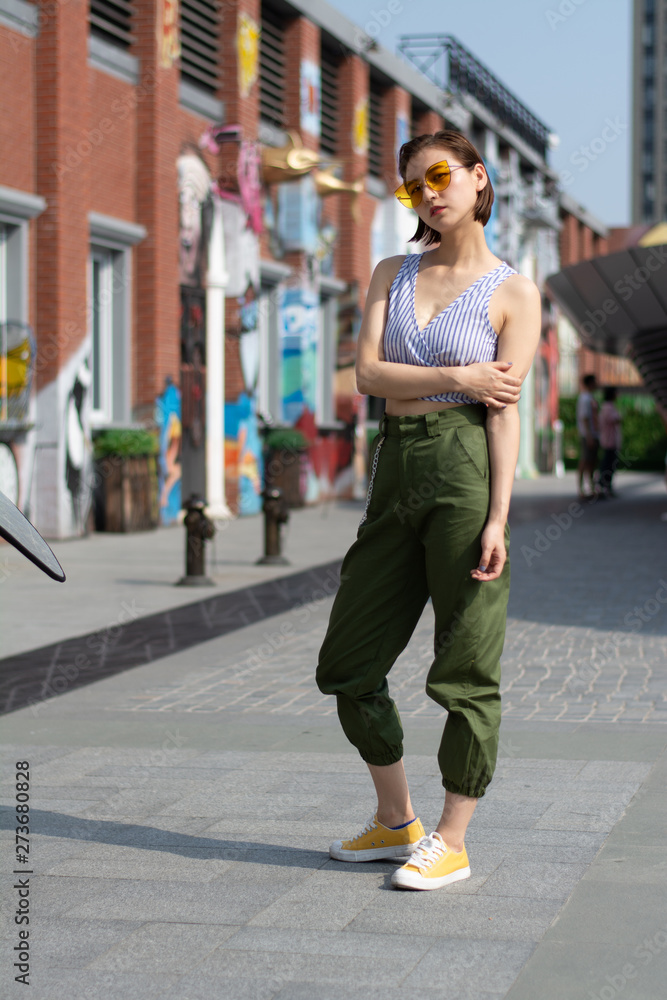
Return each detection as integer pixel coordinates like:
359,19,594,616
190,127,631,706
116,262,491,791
237,12,260,99
280,286,318,425
155,378,182,524
300,60,321,138
224,391,262,516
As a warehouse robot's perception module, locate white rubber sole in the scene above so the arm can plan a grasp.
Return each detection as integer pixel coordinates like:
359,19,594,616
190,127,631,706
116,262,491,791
391,865,471,890
329,840,421,863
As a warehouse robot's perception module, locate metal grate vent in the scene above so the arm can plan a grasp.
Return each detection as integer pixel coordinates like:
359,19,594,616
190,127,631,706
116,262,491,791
368,82,384,177
89,0,135,49
180,0,221,93
320,47,340,157
260,6,288,130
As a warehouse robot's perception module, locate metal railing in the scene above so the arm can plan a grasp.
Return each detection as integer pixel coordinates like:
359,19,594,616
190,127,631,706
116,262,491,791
398,34,552,157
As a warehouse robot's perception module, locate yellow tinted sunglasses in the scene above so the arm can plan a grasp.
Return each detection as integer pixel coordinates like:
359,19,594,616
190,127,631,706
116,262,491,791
394,160,467,208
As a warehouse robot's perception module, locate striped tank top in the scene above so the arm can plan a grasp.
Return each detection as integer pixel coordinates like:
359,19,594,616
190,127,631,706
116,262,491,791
383,252,518,404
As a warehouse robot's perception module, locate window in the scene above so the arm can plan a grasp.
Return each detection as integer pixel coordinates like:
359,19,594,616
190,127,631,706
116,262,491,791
320,46,340,157
260,5,288,130
89,0,135,49
90,250,114,423
179,0,221,93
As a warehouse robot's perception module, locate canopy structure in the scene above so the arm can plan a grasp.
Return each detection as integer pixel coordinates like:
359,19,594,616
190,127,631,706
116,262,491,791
545,243,667,410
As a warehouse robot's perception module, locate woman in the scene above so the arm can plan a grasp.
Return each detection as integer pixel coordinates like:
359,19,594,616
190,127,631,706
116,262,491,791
315,130,542,891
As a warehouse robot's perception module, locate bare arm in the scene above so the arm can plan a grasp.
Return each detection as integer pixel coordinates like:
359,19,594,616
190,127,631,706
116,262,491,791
355,257,523,407
471,274,542,582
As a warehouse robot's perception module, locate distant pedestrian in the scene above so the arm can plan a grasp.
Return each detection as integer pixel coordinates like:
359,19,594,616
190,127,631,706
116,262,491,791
599,387,622,497
576,374,599,499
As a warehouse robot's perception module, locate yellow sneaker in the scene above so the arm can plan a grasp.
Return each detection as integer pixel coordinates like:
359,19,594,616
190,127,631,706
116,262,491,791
329,814,426,862
391,832,471,890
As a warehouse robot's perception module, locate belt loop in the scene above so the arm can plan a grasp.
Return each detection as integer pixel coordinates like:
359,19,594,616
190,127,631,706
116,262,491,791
425,410,441,437
380,413,388,435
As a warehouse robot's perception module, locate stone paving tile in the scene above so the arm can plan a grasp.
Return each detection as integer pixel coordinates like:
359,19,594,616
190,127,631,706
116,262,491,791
347,892,561,941
87,921,239,973
66,877,290,925
478,860,590,900
272,987,502,1000
8,875,110,916
193,946,423,987
246,867,383,931
43,843,237,882
155,974,286,1000
17,971,179,1000
402,938,536,995
20,917,142,968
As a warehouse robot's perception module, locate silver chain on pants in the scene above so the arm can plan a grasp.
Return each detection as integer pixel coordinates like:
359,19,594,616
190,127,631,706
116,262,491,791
359,435,385,527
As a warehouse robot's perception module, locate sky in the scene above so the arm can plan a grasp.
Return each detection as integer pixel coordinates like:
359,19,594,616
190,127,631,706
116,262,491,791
327,0,633,228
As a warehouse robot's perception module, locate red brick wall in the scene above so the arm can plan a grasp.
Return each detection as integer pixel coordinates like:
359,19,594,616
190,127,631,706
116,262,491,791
336,53,373,304
413,108,444,137
132,3,181,415
34,0,90,391
1,27,35,192
283,17,320,147
88,70,137,222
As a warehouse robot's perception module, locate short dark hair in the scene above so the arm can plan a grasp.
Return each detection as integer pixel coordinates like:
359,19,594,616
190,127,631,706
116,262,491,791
603,386,617,401
398,129,495,247
583,374,597,389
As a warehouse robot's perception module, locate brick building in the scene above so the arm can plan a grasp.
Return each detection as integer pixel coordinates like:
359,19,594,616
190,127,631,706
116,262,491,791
1,0,571,536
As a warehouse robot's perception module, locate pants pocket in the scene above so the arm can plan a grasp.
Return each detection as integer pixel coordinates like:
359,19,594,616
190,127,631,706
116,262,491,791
455,426,489,481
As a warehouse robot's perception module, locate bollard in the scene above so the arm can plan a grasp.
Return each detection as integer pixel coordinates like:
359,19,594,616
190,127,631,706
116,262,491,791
256,486,290,565
176,494,216,586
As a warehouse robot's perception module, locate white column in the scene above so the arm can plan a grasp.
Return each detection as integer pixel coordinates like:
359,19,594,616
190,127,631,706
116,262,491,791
515,247,539,479
205,194,233,518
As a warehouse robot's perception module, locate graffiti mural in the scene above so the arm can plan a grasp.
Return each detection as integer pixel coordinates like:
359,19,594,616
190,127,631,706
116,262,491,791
280,286,318,425
177,145,212,288
155,378,182,524
33,337,93,538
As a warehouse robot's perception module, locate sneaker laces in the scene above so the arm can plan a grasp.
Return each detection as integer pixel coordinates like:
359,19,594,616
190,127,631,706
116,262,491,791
406,832,447,870
347,815,378,843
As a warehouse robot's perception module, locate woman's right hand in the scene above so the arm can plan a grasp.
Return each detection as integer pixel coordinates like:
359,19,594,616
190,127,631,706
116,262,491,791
454,361,522,408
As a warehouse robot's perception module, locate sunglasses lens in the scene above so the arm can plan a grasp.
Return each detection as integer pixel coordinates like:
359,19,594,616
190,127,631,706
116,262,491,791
425,162,451,191
394,185,415,207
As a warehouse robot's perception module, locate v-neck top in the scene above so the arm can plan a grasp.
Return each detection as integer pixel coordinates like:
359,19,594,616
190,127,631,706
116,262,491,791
382,252,518,404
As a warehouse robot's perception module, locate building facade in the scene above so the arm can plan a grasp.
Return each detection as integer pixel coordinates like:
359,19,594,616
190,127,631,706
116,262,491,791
2,0,576,537
632,0,667,223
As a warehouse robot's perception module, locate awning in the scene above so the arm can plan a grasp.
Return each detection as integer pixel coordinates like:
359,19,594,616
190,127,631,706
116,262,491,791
545,244,667,409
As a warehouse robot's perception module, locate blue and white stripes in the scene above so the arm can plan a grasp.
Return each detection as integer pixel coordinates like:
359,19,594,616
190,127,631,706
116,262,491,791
383,253,517,404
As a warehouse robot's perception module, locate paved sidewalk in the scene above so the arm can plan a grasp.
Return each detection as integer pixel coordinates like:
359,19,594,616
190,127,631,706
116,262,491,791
1,471,667,999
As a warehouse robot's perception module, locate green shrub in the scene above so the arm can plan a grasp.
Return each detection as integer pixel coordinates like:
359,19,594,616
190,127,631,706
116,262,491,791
559,394,666,471
263,427,309,451
93,427,159,459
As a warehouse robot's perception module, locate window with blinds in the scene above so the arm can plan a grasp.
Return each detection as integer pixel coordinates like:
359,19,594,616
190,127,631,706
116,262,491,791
368,80,385,177
320,46,340,157
260,5,288,129
180,0,221,93
89,0,134,49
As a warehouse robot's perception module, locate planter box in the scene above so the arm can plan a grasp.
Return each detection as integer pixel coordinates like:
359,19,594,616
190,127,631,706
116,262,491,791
264,447,307,508
94,454,159,532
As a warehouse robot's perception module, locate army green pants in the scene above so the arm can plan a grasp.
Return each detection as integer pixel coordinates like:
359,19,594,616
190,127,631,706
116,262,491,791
316,405,510,798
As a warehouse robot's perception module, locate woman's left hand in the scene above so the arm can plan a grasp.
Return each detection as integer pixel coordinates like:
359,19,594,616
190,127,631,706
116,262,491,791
470,522,507,582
